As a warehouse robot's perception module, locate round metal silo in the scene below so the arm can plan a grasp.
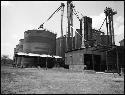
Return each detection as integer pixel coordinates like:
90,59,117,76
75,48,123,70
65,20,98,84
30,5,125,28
23,29,56,55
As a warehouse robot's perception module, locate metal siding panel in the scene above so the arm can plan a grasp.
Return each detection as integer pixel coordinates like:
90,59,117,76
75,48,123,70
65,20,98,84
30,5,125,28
17,56,22,66
21,56,35,67
56,37,66,58
23,30,56,55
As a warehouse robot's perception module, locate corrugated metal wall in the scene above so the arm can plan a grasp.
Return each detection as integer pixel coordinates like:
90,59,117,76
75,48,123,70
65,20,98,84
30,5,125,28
75,29,82,49
21,56,35,67
56,36,69,58
23,30,56,55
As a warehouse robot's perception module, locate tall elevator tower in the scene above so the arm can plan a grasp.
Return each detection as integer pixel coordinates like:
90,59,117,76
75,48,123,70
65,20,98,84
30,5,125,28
104,7,117,46
67,1,74,51
80,16,92,48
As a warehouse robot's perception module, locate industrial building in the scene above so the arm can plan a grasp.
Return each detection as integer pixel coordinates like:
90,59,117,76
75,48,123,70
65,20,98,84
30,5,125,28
13,29,64,68
60,2,123,73
65,47,106,71
13,1,124,73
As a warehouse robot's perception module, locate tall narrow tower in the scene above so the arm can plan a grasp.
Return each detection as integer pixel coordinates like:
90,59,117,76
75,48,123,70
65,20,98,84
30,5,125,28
81,16,92,48
67,1,73,51
104,7,117,46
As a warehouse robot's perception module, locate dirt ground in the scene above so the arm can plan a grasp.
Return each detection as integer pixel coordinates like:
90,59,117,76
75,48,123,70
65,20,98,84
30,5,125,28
1,66,124,94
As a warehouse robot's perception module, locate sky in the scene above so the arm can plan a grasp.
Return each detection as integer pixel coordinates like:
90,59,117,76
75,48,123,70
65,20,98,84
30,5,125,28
1,1,124,59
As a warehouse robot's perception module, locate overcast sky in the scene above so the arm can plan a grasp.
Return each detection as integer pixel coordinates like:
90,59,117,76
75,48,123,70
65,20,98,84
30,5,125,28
1,1,124,59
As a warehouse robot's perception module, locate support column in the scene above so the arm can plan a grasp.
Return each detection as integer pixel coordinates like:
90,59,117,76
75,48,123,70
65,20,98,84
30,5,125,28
92,53,94,71
46,57,47,70
106,51,108,71
116,47,120,76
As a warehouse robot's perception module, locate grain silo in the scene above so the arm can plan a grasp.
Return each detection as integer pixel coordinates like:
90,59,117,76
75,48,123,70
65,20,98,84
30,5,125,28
21,29,56,67
56,36,65,58
23,29,56,55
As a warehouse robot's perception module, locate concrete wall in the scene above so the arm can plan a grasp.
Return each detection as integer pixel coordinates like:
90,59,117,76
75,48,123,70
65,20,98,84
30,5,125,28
65,49,85,71
69,65,85,71
65,50,83,65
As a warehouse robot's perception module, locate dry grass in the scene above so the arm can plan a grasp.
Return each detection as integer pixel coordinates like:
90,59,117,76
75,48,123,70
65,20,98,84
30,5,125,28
1,66,124,94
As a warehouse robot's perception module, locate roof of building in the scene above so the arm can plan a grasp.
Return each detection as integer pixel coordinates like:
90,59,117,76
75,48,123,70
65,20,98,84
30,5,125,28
16,52,62,58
